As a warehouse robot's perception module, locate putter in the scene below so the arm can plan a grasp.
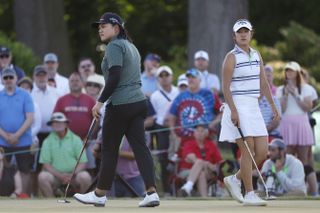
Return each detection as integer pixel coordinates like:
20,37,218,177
237,127,275,200
57,119,97,204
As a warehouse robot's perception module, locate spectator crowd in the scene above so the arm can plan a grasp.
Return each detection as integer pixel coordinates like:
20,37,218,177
0,45,319,199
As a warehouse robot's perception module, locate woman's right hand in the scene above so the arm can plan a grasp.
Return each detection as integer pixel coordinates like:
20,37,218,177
92,102,104,119
231,109,240,127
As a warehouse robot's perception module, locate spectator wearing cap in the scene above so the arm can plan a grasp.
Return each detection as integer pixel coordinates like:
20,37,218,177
18,77,42,152
150,65,179,195
276,62,319,197
0,68,34,195
43,53,70,96
38,112,91,197
193,50,220,92
259,139,306,196
141,53,161,97
0,46,25,85
85,74,105,99
276,61,316,165
168,69,220,150
177,74,188,92
264,65,277,96
258,65,282,141
31,65,61,151
179,124,222,197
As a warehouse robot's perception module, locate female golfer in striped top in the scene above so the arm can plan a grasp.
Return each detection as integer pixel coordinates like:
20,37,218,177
219,19,280,206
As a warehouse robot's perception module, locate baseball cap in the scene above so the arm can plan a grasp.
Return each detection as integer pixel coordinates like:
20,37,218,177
284,61,301,72
92,12,124,28
0,46,10,55
33,65,47,75
177,74,188,87
269,139,286,150
47,112,69,126
43,53,58,63
144,53,161,63
86,74,105,87
156,65,173,77
186,68,201,79
1,68,16,78
17,77,33,90
233,19,252,32
194,50,209,61
264,65,273,72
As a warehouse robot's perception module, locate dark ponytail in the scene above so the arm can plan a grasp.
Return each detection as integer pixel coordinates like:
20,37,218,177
117,26,132,42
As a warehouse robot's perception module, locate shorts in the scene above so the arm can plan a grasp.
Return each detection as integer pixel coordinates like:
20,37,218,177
2,145,34,173
219,96,268,143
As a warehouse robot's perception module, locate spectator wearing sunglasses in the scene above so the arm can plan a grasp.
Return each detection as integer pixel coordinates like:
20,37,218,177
0,46,26,88
150,65,179,195
0,68,34,195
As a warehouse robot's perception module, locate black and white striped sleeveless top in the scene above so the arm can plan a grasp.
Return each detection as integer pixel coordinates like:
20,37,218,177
230,45,261,98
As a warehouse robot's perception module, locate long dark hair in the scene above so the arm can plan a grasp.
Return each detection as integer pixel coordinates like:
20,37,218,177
113,23,132,42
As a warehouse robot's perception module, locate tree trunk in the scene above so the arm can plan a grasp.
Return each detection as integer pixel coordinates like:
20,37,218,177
188,0,248,79
13,0,73,77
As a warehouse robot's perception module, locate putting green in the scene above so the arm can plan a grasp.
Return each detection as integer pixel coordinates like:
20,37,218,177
0,198,319,213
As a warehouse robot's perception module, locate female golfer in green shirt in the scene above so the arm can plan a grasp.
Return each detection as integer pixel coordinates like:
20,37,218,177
74,12,159,208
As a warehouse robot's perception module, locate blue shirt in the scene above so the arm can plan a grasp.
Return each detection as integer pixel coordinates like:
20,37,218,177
169,89,215,138
141,72,158,95
0,87,34,147
259,96,281,137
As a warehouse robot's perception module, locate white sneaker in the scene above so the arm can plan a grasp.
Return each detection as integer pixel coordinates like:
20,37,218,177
73,191,107,207
139,192,160,207
243,193,267,206
180,185,191,197
224,175,244,203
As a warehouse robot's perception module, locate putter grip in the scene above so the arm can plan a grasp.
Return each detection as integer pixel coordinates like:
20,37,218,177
237,127,245,139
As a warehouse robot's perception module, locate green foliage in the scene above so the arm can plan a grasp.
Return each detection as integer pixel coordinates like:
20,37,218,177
276,22,320,81
250,39,280,63
0,31,40,75
163,44,188,83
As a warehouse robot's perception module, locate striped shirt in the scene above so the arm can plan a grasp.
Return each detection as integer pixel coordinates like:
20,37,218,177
230,45,261,97
259,96,281,136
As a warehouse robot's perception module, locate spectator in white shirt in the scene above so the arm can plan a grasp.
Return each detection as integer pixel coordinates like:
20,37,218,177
43,53,69,96
194,50,220,92
17,77,42,147
150,65,179,195
31,65,60,154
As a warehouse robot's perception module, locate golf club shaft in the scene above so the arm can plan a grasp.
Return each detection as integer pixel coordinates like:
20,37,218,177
63,118,97,199
237,127,269,198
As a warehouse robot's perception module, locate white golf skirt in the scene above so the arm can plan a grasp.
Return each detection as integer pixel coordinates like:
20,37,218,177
219,96,268,143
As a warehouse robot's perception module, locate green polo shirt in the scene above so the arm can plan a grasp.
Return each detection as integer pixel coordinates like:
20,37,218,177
39,129,87,173
101,37,146,105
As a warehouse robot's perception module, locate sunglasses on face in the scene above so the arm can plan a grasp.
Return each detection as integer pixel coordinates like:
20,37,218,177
86,82,101,88
3,76,14,80
0,54,9,59
80,64,92,69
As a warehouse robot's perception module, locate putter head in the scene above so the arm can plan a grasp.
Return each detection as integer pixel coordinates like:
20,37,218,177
265,195,277,200
57,199,71,203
